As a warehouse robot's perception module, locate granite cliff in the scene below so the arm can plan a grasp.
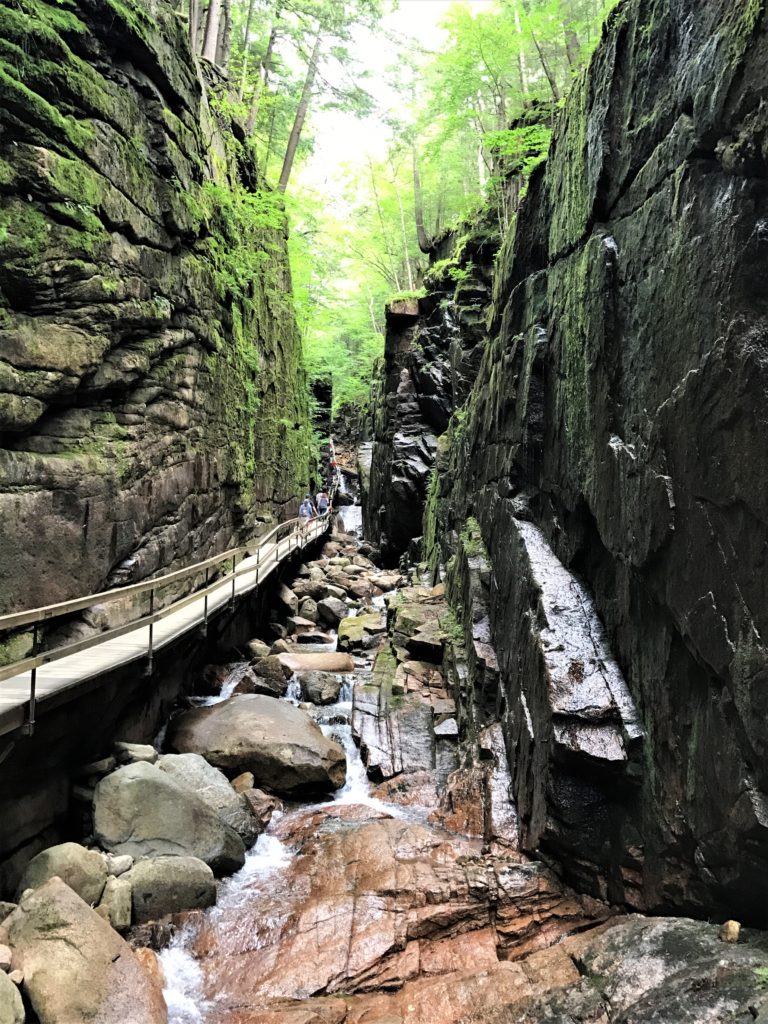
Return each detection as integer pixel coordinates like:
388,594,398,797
364,0,768,922
0,0,310,630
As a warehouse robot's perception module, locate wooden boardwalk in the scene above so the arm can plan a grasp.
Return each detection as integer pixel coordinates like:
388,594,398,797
0,516,329,737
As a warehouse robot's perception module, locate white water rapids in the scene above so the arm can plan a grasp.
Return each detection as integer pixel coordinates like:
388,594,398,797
159,682,401,1022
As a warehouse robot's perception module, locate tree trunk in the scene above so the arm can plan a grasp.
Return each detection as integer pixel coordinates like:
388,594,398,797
278,29,322,192
511,0,530,99
561,0,581,66
531,30,561,101
247,19,279,134
393,178,414,291
202,0,221,62
412,145,432,254
216,0,232,68
189,0,200,53
238,0,257,99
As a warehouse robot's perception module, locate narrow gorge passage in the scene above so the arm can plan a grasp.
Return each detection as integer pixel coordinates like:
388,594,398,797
1,0,768,1020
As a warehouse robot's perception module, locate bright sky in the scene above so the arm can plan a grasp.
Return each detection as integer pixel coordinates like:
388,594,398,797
299,0,493,197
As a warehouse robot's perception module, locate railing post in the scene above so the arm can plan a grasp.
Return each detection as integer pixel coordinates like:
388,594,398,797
146,589,154,677
230,554,236,609
22,623,38,736
202,568,209,637
255,544,260,587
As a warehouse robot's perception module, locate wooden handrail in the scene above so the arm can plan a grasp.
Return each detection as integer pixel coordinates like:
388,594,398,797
0,482,339,734
0,511,324,632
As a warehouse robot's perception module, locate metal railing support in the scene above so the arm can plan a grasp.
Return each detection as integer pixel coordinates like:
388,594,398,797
230,555,236,608
21,623,38,736
146,590,155,677
202,568,209,637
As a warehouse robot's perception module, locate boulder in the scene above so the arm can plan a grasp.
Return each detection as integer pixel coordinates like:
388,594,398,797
97,876,132,931
93,762,245,875
298,598,319,622
245,638,271,661
0,878,166,1024
317,597,348,627
113,742,158,765
231,671,280,698
231,772,254,793
106,854,133,877
167,695,346,796
126,856,216,924
298,671,345,706
338,613,386,652
320,584,347,601
0,945,10,972
157,753,261,847
252,655,293,686
0,908,15,928
242,789,283,829
16,843,107,906
353,554,376,569
287,614,317,634
276,652,355,674
291,580,326,602
0,970,24,1024
277,583,299,616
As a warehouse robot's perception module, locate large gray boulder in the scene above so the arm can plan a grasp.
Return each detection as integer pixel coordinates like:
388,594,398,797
0,971,24,1024
298,671,344,706
0,878,166,1024
16,842,107,905
157,753,261,847
167,694,346,796
126,856,215,924
93,761,245,874
317,596,348,627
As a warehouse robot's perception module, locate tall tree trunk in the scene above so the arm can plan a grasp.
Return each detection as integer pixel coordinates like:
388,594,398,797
561,0,581,66
216,0,232,68
202,0,221,62
512,0,530,100
189,0,201,53
393,178,414,291
278,30,322,193
530,31,560,101
412,146,432,254
238,0,257,99
247,19,279,134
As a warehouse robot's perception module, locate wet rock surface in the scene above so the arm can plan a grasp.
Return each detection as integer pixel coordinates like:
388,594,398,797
167,695,347,797
0,877,167,1023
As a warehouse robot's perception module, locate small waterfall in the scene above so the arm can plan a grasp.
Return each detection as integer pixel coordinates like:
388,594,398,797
160,942,210,1024
285,677,302,702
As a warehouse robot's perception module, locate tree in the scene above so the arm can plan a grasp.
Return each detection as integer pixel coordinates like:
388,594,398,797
278,29,322,191
202,0,222,62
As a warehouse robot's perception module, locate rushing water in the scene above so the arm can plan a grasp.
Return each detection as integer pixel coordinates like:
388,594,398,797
159,664,401,1020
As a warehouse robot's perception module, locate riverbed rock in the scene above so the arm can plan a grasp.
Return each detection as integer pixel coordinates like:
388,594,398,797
97,875,132,931
16,842,107,906
245,639,271,662
297,598,319,623
0,878,167,1023
0,970,23,1024
167,695,346,796
157,754,261,847
298,672,344,706
277,584,299,616
114,742,158,765
231,772,254,794
338,613,386,652
320,584,347,601
106,854,134,877
195,810,599,1006
242,790,283,829
126,856,216,924
93,762,245,875
276,651,355,674
317,596,348,627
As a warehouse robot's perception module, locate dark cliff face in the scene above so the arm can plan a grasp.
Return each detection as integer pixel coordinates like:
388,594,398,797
0,0,310,620
374,0,768,920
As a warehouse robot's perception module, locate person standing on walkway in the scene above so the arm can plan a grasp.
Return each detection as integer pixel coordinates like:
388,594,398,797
316,489,329,517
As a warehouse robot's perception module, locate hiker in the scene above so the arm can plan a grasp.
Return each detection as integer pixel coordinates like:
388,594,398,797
316,489,329,516
298,495,315,535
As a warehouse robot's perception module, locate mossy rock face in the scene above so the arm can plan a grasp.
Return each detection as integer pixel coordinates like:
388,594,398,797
0,0,310,614
403,0,768,919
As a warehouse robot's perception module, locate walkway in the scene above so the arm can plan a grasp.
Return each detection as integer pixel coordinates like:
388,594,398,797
0,515,330,738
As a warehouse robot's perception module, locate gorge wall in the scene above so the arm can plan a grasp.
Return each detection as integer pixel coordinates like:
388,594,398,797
0,0,310,629
364,0,768,922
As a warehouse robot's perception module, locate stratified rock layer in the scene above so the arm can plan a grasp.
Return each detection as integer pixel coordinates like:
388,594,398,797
0,0,309,618
422,0,768,918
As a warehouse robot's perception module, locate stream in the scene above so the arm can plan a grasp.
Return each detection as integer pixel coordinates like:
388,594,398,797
159,673,408,1022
